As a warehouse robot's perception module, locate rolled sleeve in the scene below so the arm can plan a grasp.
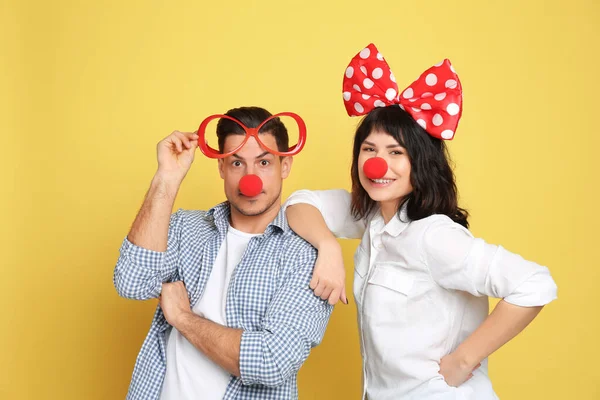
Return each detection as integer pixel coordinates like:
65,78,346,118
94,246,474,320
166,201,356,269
113,210,183,300
239,330,282,387
238,246,333,387
423,216,557,307
498,248,557,306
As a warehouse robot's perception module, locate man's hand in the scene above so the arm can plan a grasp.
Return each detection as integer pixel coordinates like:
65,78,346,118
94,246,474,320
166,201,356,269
159,281,243,376
159,281,192,327
439,351,480,387
156,131,199,183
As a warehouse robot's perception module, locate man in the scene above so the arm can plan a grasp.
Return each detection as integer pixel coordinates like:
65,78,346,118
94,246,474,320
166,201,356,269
114,106,333,400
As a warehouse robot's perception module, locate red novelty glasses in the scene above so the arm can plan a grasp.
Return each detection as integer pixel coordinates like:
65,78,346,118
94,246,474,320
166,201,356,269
197,112,307,159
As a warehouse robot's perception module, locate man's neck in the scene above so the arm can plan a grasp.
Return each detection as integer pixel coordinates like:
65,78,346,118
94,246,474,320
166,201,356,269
229,201,281,234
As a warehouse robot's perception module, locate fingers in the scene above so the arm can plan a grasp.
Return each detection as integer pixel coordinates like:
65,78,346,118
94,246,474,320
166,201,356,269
314,280,334,300
309,275,319,290
184,131,199,143
320,286,333,302
312,278,348,305
166,131,199,153
173,131,189,152
313,280,325,297
328,289,341,306
171,134,183,152
341,286,348,305
174,131,198,149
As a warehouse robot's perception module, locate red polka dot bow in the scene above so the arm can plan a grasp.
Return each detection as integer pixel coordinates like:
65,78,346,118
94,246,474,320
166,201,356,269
342,43,463,140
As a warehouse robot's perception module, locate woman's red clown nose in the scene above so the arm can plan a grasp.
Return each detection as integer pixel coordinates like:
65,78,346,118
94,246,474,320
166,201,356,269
363,157,388,180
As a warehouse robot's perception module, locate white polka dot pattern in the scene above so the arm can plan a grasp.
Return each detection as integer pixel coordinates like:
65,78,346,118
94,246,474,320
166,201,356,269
342,43,463,140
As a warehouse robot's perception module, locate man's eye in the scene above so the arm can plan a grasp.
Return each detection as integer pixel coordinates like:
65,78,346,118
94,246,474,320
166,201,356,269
233,161,242,167
260,160,270,166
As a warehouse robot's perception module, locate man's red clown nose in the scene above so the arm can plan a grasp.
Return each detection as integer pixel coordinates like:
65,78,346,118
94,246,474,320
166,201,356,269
239,174,263,197
363,157,388,179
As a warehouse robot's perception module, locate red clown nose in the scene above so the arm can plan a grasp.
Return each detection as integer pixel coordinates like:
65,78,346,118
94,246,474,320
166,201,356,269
239,174,263,197
363,157,388,180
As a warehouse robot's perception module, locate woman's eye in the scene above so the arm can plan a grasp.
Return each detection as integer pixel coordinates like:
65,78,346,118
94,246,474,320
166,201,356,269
362,147,375,152
391,151,403,155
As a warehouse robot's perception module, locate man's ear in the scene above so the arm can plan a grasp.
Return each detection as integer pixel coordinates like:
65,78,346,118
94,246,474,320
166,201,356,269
280,156,293,179
218,158,225,179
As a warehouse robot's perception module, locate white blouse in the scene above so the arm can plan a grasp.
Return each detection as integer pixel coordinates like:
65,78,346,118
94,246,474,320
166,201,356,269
285,189,557,400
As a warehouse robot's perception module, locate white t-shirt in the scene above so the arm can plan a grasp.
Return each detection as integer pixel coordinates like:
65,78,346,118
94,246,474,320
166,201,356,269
160,225,258,400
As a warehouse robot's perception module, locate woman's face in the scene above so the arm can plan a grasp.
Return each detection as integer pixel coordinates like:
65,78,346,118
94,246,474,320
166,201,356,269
358,129,413,207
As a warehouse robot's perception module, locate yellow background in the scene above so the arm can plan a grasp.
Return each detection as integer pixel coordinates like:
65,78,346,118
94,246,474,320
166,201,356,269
2,0,598,398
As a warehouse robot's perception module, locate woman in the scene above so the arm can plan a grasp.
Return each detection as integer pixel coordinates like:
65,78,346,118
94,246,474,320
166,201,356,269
285,44,557,399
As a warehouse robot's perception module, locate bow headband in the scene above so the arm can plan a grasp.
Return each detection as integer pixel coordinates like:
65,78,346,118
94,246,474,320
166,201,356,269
342,43,463,140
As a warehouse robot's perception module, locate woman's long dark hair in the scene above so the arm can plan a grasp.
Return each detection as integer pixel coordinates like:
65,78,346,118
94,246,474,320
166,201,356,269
350,106,469,228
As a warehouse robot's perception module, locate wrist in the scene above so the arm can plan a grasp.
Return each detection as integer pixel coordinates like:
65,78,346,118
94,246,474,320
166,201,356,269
172,309,194,330
454,344,481,371
152,171,183,195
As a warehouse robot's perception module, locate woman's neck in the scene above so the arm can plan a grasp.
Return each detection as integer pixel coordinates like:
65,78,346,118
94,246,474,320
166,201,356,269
379,199,402,224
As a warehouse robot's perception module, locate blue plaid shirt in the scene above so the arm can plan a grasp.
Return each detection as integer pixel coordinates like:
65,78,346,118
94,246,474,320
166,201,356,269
114,202,333,400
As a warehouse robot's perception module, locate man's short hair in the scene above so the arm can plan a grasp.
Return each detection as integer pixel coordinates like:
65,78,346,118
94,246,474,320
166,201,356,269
216,106,289,153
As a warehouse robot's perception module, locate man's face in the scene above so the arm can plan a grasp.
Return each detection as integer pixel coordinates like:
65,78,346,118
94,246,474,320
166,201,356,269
219,132,292,217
